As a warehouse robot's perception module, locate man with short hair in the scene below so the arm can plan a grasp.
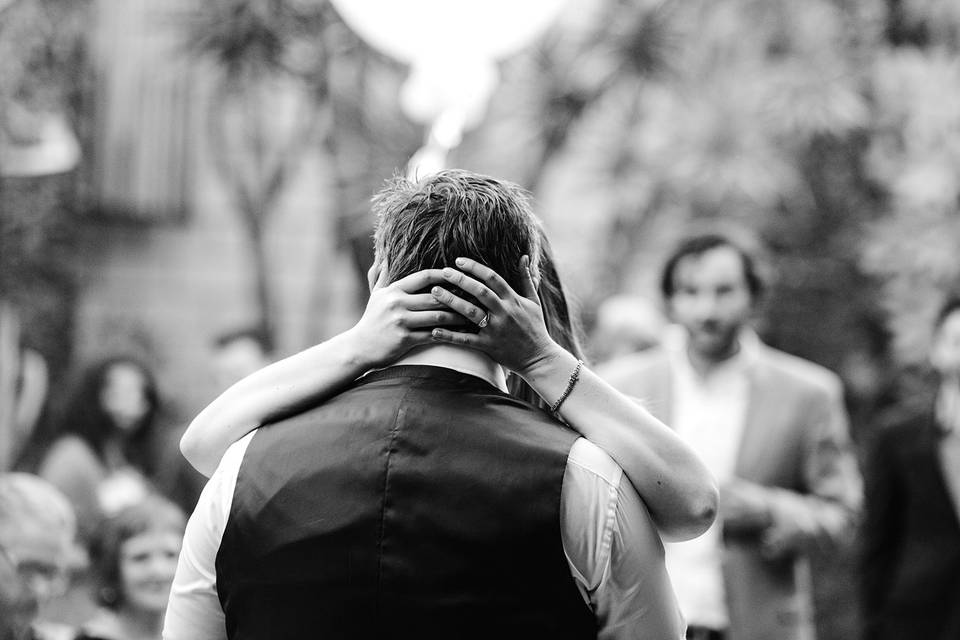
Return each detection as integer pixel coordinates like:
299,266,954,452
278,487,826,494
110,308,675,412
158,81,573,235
598,232,861,640
164,170,684,640
211,327,273,392
861,296,960,640
0,472,80,640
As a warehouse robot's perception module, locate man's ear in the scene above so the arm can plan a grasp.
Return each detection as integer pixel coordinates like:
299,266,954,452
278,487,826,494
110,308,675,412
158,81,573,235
368,258,387,292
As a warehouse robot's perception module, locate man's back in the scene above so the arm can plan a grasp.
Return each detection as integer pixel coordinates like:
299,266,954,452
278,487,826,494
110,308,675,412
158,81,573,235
215,365,596,639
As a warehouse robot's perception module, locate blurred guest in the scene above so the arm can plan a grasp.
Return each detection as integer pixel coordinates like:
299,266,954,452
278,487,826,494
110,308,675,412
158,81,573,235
588,293,666,365
599,232,861,640
0,303,49,472
0,472,81,640
36,357,160,546
210,327,272,392
0,543,37,640
861,296,960,640
73,495,184,640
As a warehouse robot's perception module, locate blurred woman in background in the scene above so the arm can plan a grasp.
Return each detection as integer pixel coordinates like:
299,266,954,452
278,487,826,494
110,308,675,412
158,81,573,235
36,356,160,547
73,494,184,640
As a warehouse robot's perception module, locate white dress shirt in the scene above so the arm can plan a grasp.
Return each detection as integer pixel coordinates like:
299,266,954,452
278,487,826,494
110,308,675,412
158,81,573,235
936,382,960,521
164,365,684,640
663,326,757,631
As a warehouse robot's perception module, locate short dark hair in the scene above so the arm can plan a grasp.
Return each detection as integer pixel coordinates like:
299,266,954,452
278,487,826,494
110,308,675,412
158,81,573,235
934,296,960,332
371,170,540,293
659,233,764,301
213,326,272,354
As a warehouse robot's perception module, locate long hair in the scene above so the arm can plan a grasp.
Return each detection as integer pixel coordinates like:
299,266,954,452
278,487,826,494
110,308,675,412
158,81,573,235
508,231,587,413
49,356,160,475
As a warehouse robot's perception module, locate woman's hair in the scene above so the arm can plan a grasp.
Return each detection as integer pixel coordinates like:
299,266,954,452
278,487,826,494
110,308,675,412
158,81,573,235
507,230,587,413
92,493,185,610
51,356,160,475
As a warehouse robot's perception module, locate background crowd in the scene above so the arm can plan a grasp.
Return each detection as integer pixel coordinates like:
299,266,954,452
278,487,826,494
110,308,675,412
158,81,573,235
3,0,960,639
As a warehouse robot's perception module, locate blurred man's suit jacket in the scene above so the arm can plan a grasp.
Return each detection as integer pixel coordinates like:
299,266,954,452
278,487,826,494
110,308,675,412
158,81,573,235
599,340,861,640
861,404,960,640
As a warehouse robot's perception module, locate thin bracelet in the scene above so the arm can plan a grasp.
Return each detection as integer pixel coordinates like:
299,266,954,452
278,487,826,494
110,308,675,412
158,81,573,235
550,359,583,415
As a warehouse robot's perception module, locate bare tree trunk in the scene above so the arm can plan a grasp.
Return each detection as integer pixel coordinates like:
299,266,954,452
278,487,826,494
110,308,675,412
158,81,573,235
207,73,327,349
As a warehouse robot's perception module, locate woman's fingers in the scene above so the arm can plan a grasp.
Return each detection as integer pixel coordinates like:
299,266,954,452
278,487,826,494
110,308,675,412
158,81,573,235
393,269,448,293
430,286,487,326
440,268,503,313
430,328,485,348
404,293,449,311
404,310,471,329
452,257,512,298
517,255,539,302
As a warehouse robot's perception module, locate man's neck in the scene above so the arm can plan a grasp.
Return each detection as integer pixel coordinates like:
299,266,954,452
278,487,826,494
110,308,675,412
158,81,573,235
686,340,741,377
390,344,508,391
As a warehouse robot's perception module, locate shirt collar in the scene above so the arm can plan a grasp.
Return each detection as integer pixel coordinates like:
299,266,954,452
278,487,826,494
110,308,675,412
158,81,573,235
936,381,960,436
388,345,508,392
664,324,760,380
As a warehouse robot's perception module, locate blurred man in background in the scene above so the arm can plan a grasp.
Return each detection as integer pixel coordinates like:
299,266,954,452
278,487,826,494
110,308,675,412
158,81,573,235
210,327,273,393
599,232,861,640
0,546,37,640
861,296,960,640
0,472,81,640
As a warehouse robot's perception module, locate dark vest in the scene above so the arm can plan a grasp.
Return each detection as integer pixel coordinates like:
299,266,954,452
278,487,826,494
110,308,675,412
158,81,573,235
215,365,597,640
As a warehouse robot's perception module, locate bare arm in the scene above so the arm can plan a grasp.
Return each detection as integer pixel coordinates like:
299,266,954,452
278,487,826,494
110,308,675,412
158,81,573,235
430,257,718,542
181,268,462,476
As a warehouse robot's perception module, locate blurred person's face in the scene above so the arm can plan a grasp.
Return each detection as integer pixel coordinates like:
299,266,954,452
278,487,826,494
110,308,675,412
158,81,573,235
213,338,268,390
1,530,70,607
668,246,753,362
931,309,960,380
99,363,150,432
0,549,38,640
117,530,181,614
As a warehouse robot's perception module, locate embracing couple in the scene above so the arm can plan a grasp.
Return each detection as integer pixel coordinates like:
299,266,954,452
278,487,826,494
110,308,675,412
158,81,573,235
163,170,718,640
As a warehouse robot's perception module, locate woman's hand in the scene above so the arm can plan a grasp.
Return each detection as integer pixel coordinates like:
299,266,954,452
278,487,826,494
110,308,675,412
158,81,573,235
427,256,564,377
181,265,470,477
346,265,472,370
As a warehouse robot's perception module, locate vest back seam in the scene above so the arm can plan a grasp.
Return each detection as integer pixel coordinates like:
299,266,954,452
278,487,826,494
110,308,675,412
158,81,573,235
374,385,415,614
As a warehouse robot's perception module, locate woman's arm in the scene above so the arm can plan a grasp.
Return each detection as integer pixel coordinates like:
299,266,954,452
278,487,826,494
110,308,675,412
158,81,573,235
181,268,461,476
430,257,718,542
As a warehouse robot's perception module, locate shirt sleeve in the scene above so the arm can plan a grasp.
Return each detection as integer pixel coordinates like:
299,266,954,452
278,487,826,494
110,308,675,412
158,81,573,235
562,438,686,640
163,433,254,640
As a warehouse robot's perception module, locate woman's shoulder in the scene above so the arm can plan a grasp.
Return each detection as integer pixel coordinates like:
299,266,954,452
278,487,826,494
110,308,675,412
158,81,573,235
38,434,105,483
41,434,100,466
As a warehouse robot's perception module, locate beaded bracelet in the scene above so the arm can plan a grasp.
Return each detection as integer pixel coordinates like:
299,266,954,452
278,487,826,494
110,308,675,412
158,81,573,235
550,359,583,415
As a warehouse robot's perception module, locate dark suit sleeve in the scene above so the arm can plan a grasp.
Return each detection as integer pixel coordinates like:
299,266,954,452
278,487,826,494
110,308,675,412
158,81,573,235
860,426,902,637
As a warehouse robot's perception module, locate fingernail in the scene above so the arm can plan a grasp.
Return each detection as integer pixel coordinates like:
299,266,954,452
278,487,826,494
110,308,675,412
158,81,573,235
431,328,442,338
455,257,466,266
431,287,442,297
442,267,455,278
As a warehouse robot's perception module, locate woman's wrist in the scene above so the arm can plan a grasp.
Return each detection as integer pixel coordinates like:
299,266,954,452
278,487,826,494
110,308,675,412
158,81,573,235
514,341,576,390
331,329,382,374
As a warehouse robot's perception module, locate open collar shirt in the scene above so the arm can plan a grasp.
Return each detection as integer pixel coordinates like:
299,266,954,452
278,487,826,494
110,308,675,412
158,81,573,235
663,326,759,631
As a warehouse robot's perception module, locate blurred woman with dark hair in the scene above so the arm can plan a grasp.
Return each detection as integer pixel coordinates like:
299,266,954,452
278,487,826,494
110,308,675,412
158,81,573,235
36,357,160,546
74,494,185,640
